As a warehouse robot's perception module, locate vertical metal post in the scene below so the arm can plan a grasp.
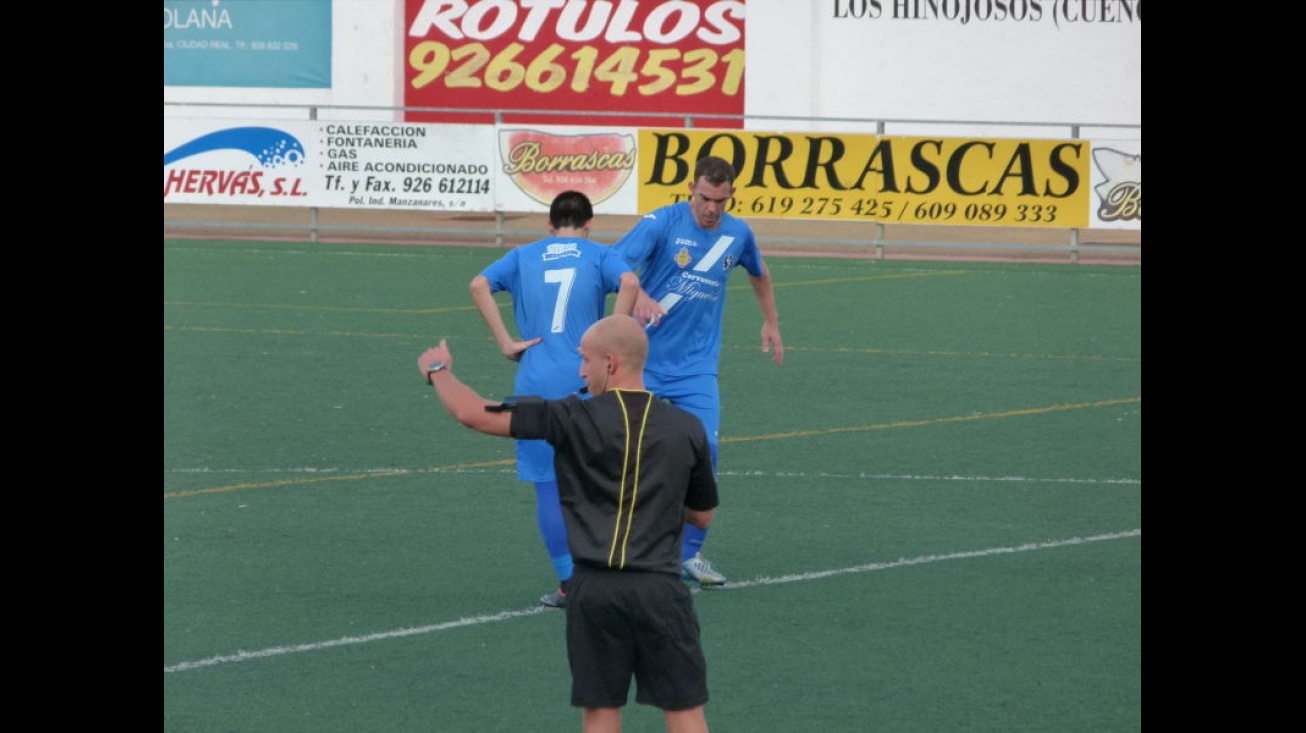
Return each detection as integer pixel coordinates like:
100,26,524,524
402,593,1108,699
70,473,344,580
1069,124,1083,263
495,110,505,247
310,105,320,242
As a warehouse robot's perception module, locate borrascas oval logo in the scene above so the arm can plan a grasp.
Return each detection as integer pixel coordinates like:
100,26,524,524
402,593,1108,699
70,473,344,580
499,129,635,206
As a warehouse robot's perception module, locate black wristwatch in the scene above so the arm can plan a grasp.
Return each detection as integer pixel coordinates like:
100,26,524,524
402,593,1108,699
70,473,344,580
425,361,447,383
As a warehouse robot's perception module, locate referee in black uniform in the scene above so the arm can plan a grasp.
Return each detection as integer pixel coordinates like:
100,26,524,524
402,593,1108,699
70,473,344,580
418,314,718,733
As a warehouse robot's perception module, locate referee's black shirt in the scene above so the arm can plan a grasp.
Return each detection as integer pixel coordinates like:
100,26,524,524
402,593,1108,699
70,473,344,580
511,389,719,576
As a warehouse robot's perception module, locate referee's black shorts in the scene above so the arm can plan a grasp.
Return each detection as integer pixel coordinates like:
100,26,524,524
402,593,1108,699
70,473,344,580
565,567,709,711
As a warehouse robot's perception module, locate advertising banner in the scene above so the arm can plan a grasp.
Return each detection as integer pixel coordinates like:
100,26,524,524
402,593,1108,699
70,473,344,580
163,119,498,212
402,0,746,127
163,0,332,88
494,126,639,213
317,123,498,211
635,129,1094,228
165,118,1136,230
163,119,641,215
1088,141,1142,230
164,121,316,205
774,2,1141,126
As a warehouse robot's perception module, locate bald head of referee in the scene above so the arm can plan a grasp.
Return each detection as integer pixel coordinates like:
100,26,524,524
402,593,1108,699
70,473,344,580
577,315,648,397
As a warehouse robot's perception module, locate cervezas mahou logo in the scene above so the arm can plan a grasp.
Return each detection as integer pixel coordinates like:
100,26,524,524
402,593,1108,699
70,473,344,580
499,130,636,205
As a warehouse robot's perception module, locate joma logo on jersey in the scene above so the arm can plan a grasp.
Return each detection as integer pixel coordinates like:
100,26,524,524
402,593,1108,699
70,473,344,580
674,237,696,248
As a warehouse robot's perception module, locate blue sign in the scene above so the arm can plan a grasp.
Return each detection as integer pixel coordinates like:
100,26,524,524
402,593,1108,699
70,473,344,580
163,0,331,88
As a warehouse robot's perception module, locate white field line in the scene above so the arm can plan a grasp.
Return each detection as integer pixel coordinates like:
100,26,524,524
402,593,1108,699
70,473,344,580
164,529,1140,674
166,466,1142,486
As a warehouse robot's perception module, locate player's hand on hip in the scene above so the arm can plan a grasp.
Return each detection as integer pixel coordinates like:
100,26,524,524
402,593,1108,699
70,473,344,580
504,337,542,362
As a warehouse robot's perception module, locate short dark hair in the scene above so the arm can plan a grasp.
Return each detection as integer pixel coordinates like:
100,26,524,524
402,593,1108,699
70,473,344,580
550,190,594,229
694,155,736,186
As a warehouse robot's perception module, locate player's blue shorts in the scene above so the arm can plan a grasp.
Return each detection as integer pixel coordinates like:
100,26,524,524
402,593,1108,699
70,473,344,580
516,388,591,482
516,438,555,483
644,371,719,455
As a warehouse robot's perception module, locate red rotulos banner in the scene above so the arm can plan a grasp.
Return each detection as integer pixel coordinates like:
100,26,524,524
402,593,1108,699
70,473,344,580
403,0,746,128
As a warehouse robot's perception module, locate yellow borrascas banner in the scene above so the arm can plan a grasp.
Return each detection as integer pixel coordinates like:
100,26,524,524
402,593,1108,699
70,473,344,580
636,129,1091,227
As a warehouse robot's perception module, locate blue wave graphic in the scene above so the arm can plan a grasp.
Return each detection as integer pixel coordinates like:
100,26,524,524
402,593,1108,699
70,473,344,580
164,127,305,167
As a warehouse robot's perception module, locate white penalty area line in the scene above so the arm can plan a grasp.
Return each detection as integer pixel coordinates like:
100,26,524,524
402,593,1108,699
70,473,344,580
164,529,1139,675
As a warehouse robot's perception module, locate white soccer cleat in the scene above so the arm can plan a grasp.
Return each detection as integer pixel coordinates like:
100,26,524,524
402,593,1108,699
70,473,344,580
681,553,727,586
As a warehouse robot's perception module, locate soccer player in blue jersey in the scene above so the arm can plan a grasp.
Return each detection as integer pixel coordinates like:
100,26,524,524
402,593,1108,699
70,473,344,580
613,155,784,586
470,190,639,608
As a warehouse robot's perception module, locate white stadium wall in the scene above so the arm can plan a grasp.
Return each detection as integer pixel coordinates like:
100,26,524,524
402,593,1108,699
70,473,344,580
164,0,1141,134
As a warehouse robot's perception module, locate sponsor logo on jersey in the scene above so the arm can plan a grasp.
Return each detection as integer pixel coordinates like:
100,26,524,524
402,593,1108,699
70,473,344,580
543,242,582,260
668,272,722,305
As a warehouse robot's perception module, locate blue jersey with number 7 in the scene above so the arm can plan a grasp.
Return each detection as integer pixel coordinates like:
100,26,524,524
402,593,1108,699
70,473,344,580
615,201,764,377
479,237,632,398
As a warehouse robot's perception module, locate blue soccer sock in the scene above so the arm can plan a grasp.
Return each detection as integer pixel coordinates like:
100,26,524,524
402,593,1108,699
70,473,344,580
535,480,573,582
681,524,708,562
679,442,717,561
